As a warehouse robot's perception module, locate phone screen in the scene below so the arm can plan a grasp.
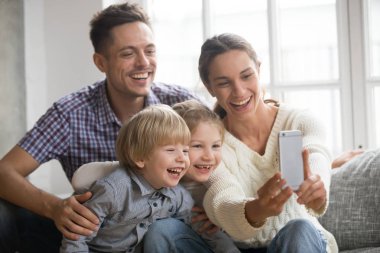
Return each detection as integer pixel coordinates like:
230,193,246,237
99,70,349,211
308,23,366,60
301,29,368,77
279,130,304,190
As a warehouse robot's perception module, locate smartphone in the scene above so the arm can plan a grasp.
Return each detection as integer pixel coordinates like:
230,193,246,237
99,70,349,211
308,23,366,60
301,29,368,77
279,130,304,190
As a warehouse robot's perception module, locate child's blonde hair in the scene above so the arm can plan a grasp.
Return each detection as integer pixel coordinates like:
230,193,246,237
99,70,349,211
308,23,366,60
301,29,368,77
172,100,224,141
116,104,191,169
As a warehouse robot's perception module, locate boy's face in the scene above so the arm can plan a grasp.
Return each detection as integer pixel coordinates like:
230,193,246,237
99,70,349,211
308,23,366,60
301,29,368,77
136,143,190,189
185,122,222,183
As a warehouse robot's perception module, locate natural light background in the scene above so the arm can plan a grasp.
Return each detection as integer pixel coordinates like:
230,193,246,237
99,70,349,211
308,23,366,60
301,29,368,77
367,0,380,146
149,0,345,155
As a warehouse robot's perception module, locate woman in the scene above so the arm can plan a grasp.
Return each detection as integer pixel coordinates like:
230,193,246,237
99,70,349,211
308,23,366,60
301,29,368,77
199,33,338,253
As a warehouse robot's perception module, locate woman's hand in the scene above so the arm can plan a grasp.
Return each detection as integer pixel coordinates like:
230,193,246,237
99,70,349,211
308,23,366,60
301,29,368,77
296,149,327,211
245,173,293,226
191,206,220,234
52,191,99,240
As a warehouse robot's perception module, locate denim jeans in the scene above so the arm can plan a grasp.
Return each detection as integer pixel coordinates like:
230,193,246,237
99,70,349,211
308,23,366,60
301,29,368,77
240,219,327,253
1,199,213,253
143,218,213,253
0,198,62,253
268,219,327,253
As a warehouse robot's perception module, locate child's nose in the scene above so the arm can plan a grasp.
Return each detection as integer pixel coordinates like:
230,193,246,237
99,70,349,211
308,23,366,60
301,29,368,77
202,148,213,160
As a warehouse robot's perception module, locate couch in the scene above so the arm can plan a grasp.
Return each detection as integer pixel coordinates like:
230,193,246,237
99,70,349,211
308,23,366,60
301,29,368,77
318,149,380,252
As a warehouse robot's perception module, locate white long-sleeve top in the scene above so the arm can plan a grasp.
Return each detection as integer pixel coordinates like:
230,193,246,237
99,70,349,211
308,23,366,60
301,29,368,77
203,104,338,253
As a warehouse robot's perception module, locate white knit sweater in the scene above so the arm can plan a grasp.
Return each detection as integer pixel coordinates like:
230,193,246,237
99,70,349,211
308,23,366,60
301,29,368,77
203,104,338,253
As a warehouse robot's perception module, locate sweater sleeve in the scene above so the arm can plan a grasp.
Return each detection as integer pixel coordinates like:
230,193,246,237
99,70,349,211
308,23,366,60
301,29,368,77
203,163,264,241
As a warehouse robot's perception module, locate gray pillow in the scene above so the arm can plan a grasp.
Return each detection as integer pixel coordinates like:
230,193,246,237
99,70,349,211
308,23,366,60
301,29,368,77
318,149,380,251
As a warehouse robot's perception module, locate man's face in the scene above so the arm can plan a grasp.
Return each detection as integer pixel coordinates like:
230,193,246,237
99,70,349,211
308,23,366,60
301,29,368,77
96,21,157,99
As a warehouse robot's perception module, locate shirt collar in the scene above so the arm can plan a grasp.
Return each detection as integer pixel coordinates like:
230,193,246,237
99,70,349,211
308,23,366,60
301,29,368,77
97,81,160,126
144,83,161,106
127,169,177,199
96,80,121,126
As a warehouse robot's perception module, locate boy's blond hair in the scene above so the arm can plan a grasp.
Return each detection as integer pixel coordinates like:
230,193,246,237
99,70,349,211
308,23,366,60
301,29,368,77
116,104,191,169
172,100,224,141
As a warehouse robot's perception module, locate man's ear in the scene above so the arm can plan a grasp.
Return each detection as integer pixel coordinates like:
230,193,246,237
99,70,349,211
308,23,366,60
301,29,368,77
135,160,145,169
93,53,107,73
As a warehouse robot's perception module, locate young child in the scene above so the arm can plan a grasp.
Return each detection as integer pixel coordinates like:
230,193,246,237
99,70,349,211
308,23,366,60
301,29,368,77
172,100,240,253
60,105,193,252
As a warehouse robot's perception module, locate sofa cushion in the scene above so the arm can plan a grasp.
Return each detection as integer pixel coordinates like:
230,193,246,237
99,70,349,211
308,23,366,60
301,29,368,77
318,149,380,251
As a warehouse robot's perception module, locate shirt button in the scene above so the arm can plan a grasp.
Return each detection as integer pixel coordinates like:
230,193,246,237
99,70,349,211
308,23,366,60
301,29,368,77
153,202,158,207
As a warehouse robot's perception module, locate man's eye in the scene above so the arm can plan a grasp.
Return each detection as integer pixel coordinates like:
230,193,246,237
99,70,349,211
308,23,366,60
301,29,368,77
217,82,229,87
121,52,133,58
242,73,254,80
191,144,202,148
146,49,156,56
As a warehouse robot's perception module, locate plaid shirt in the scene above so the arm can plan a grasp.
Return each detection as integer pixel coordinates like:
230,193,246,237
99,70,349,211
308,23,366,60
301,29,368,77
18,80,198,180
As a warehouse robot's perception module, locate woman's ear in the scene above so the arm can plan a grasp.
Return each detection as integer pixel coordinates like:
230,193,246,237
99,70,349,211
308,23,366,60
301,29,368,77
256,61,261,75
93,53,107,73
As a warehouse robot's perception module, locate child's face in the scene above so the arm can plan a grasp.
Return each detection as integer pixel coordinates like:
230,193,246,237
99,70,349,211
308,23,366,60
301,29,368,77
185,122,222,183
136,143,190,189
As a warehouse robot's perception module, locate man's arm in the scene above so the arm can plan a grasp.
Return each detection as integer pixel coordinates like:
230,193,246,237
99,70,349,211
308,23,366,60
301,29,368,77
0,146,99,240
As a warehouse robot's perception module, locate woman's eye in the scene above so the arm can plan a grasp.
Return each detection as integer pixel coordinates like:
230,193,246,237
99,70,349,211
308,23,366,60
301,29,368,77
191,144,202,148
242,73,253,80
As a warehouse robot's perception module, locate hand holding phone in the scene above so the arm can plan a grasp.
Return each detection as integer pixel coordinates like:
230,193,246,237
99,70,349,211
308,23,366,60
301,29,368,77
279,130,304,190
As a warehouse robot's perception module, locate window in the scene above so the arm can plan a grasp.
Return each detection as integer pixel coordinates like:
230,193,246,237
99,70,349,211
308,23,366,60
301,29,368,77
147,0,379,154
366,0,380,147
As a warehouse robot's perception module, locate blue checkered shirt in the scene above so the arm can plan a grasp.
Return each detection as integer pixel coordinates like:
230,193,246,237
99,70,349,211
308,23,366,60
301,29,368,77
18,80,198,180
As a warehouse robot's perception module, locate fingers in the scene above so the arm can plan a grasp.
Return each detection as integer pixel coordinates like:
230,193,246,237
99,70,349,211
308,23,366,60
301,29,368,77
75,191,92,203
296,174,326,210
256,173,293,216
53,194,100,239
191,212,208,224
302,149,311,179
191,206,205,213
74,192,100,225
197,220,219,235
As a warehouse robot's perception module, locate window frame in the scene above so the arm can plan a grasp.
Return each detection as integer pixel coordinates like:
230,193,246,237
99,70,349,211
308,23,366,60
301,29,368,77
143,0,377,151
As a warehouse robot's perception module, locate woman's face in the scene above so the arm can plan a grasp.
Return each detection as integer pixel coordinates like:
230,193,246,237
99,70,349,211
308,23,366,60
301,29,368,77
207,49,261,118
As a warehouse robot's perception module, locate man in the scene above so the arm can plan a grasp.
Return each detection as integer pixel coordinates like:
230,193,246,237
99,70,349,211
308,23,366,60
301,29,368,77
0,3,211,253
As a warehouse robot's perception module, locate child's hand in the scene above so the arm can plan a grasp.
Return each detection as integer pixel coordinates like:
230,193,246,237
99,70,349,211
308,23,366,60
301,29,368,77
191,206,220,235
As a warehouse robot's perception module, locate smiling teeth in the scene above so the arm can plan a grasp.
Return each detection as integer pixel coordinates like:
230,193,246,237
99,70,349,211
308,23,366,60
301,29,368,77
167,168,183,174
232,97,250,106
195,165,212,170
131,72,148,79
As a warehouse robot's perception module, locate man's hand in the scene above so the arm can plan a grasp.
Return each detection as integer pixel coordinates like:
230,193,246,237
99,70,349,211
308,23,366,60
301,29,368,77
331,149,364,169
52,191,99,240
